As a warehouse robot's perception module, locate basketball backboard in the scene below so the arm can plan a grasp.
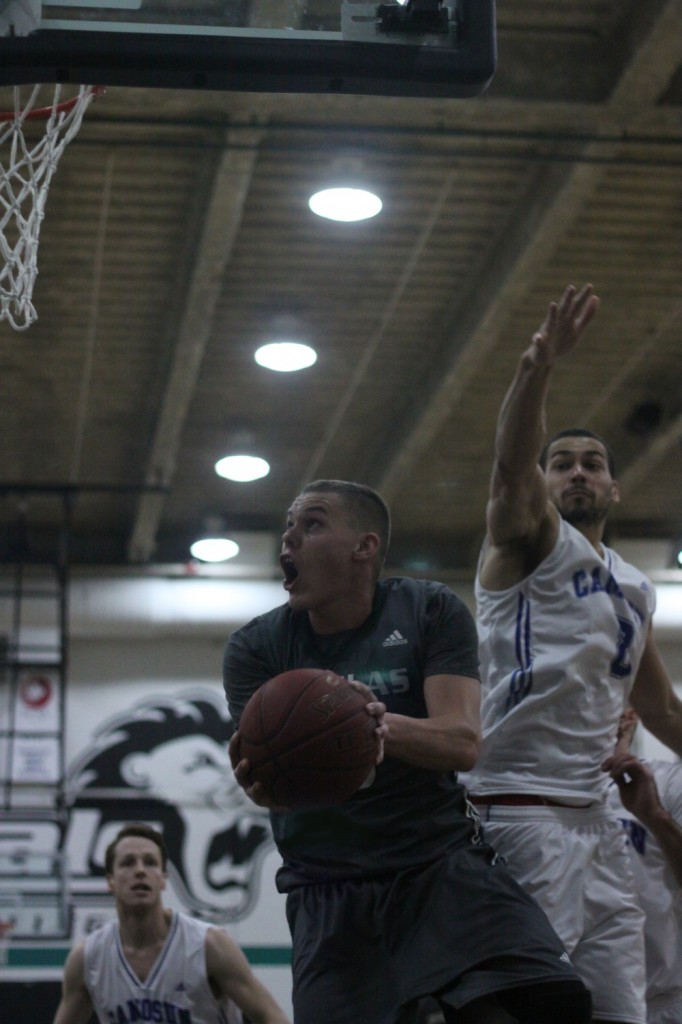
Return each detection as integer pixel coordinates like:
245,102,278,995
0,0,496,98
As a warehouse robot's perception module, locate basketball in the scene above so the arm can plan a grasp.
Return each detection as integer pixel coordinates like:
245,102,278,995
237,668,378,809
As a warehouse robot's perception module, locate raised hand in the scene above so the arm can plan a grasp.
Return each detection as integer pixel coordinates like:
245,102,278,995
529,283,600,367
603,751,662,823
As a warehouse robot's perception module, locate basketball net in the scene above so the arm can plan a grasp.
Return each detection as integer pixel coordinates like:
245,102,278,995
0,84,103,331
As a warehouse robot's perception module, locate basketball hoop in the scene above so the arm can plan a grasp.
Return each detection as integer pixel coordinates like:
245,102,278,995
0,83,104,331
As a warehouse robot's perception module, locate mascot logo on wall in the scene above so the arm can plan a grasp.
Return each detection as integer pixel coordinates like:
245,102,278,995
64,689,273,923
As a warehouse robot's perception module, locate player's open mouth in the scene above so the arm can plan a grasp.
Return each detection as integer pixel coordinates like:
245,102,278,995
280,555,299,590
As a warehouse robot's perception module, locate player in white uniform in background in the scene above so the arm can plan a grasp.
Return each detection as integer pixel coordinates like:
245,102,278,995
605,709,682,1024
53,823,290,1024
466,283,682,1024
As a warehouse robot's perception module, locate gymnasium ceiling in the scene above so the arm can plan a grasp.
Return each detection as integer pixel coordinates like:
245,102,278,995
1,0,682,583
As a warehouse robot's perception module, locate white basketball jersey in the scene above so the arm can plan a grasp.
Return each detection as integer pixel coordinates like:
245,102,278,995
84,911,242,1024
470,518,656,802
608,761,682,1010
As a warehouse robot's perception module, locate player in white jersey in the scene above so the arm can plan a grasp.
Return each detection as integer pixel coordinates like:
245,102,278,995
53,823,290,1024
466,283,682,1024
605,710,682,1024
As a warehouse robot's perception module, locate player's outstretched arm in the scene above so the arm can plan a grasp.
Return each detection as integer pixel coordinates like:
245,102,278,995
52,945,94,1024
205,927,291,1024
484,284,600,562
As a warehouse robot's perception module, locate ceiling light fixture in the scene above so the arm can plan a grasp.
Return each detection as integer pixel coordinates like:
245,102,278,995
190,536,240,563
255,341,317,372
308,155,383,223
215,454,270,482
308,186,382,222
190,517,240,563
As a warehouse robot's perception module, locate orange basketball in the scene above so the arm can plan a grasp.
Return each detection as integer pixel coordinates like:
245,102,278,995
237,668,378,809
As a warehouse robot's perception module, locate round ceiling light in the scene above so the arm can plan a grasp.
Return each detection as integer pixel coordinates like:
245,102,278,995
190,536,240,563
215,454,270,482
308,186,382,223
255,341,317,372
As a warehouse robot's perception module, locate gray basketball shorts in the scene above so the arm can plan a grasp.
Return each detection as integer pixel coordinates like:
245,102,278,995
285,842,582,1024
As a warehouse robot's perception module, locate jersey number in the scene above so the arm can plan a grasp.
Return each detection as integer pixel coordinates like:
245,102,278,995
610,616,635,679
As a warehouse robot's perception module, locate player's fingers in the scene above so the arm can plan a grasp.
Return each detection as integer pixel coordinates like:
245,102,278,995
602,752,634,773
228,731,242,769
571,282,592,307
542,301,558,335
248,779,290,812
348,679,375,703
556,284,576,317
233,756,252,785
576,297,600,332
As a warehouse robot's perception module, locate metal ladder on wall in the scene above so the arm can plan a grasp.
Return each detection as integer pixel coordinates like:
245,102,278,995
0,488,72,941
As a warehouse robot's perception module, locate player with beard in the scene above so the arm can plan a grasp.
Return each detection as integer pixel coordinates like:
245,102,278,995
466,283,682,1024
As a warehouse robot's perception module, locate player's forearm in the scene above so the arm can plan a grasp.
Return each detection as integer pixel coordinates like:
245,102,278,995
52,996,94,1024
230,978,292,1023
250,1002,291,1024
383,712,481,772
629,635,682,757
255,1011,291,1024
644,808,682,888
494,348,552,480
227,987,291,1024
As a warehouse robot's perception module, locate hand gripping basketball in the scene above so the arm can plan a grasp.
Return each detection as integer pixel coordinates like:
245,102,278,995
237,668,379,809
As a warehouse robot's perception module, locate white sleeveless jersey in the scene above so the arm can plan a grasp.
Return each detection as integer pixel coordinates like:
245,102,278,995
469,518,656,802
84,911,242,1024
607,761,682,1010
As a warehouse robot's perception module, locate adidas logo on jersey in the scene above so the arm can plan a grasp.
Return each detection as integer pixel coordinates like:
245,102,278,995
382,630,408,647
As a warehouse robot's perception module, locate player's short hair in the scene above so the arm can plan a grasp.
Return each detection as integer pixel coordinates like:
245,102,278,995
300,480,392,565
105,822,168,874
539,428,616,477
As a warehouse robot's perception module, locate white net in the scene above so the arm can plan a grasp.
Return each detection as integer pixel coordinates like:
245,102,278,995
0,84,101,331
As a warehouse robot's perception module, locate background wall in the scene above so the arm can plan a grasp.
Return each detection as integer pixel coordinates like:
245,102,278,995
0,579,295,1022
1,570,680,1023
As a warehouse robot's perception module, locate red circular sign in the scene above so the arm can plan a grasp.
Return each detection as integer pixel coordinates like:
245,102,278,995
19,674,53,709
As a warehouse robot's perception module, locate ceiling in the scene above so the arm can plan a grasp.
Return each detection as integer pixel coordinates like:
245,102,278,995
1,0,682,584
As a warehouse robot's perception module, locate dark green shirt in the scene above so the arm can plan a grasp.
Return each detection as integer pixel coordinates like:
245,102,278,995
223,577,481,887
